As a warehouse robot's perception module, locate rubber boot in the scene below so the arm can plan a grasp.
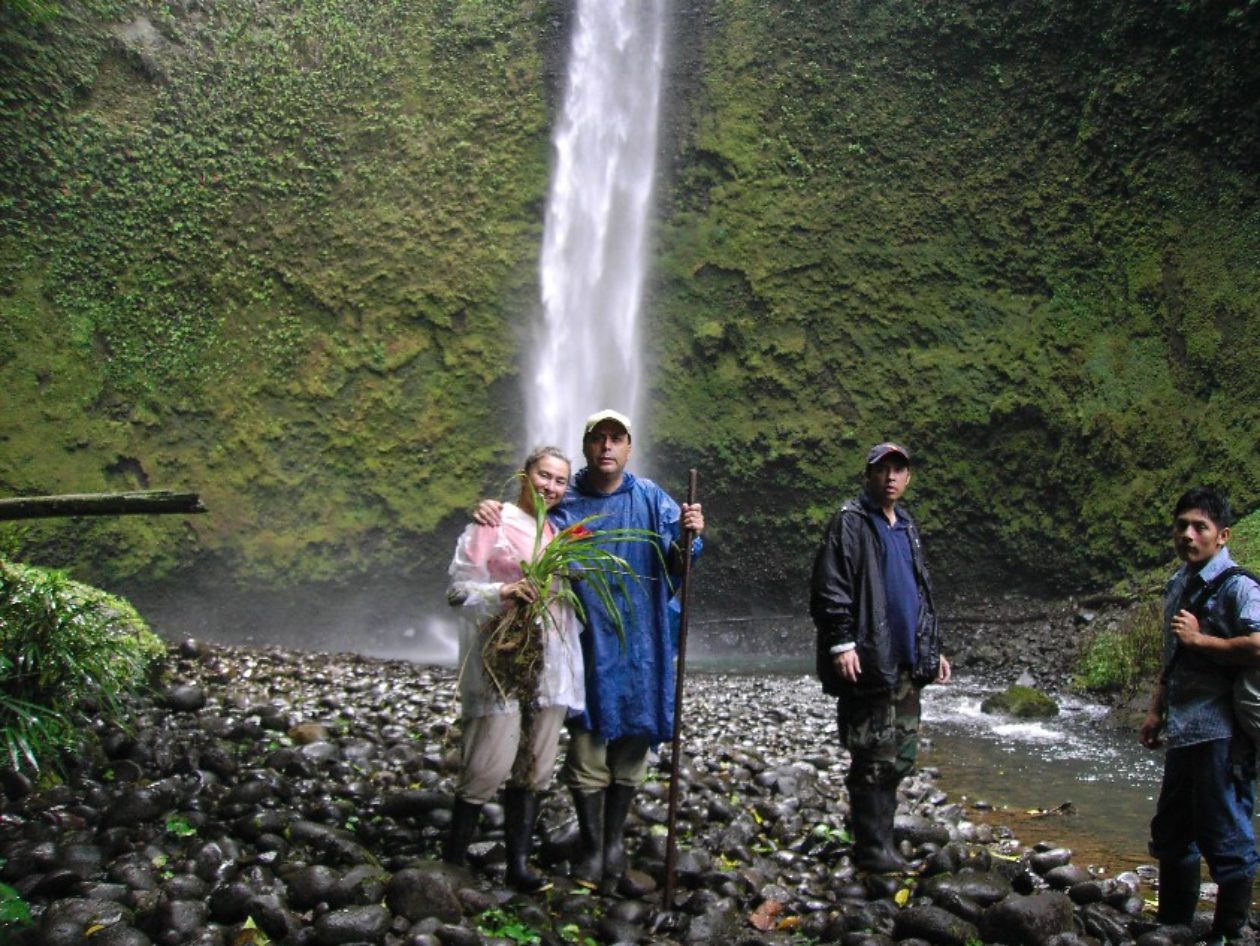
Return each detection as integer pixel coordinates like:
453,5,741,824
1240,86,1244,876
849,784,909,873
882,782,915,868
1157,857,1201,927
503,788,549,893
1207,874,1254,945
570,789,604,888
443,798,483,865
599,783,637,895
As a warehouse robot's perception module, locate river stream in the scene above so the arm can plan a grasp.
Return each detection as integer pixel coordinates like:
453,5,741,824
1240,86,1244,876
920,674,1162,876
689,653,1170,876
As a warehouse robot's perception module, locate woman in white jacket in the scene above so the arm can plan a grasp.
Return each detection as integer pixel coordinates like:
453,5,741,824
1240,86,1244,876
444,446,584,891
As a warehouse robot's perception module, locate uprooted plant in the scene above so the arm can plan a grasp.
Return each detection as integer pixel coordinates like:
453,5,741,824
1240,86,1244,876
474,483,665,779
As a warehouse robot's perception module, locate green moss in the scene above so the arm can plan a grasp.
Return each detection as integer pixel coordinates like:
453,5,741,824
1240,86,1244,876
0,0,551,585
2,0,1259,607
1231,510,1260,571
653,0,1260,597
980,685,1060,719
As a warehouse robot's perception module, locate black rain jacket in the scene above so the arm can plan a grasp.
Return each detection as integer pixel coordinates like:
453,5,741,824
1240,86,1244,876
809,493,942,696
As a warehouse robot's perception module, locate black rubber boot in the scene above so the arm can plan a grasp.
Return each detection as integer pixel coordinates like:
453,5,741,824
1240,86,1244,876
1207,874,1254,945
599,783,637,895
570,789,604,888
849,784,909,873
503,788,549,893
443,798,483,866
1157,857,1202,926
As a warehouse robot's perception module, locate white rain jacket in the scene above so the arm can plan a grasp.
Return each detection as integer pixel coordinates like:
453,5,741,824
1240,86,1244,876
446,502,584,719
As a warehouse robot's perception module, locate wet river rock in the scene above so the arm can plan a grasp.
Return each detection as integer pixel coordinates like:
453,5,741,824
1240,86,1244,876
0,642,1189,944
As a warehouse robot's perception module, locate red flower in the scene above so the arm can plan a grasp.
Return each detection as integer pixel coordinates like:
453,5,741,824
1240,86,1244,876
568,524,592,540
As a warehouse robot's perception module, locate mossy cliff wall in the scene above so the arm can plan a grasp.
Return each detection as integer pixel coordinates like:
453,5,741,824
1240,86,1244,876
651,0,1260,601
1,0,1257,617
1,0,563,594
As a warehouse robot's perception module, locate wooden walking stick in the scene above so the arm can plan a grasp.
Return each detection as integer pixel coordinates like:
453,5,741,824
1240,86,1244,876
663,468,699,907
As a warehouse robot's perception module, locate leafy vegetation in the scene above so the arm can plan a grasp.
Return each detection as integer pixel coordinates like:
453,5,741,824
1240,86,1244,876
0,0,555,587
0,881,32,942
165,814,198,837
0,0,57,20
651,0,1260,600
0,560,164,771
1231,508,1260,569
476,907,543,946
1074,599,1164,695
477,509,657,704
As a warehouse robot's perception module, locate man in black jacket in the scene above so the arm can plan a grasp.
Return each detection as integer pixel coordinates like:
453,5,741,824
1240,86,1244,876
810,441,950,872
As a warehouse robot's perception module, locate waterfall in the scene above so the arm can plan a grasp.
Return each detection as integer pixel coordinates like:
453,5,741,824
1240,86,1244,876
525,0,668,462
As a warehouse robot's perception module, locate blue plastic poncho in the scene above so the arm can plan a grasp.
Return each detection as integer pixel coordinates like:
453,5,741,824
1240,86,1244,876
551,468,701,745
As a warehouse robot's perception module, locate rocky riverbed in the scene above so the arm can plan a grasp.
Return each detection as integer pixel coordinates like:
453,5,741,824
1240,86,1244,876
0,639,1205,946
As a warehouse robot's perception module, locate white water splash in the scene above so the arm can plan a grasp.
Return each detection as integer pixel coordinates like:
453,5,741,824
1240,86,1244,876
526,0,668,460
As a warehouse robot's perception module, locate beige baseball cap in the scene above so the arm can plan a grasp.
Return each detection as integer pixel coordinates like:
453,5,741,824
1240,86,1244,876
583,409,632,438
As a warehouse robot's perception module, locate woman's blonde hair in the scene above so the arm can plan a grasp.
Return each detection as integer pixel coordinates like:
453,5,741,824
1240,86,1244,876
522,445,570,474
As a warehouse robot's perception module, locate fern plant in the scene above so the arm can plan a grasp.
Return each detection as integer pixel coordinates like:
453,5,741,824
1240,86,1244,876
0,560,164,772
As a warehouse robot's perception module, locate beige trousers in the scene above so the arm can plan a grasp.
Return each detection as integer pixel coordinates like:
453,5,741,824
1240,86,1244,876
456,706,567,804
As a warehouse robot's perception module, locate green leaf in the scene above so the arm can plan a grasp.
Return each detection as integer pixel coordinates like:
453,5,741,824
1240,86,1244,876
0,883,32,926
165,815,197,838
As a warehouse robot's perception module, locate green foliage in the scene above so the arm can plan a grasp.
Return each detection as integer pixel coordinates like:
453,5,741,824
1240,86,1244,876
1077,509,1260,694
237,918,271,946
517,510,663,642
1074,600,1164,693
0,882,32,940
558,924,597,946
476,907,543,946
476,489,662,705
810,821,850,845
1231,509,1260,570
653,0,1260,597
165,814,197,837
0,560,164,771
0,0,58,21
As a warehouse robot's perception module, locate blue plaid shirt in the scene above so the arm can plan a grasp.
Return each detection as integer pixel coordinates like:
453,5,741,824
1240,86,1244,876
1163,549,1260,748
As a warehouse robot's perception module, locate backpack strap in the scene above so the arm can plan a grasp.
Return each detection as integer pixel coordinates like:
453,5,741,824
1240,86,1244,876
1160,566,1260,685
1185,566,1260,618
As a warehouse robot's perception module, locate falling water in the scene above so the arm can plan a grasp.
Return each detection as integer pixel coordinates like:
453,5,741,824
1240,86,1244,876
526,0,668,460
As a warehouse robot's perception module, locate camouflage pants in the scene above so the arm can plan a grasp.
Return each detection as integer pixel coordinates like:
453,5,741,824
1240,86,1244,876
836,668,922,790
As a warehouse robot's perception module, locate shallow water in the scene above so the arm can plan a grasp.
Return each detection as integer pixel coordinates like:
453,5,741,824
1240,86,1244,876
690,656,1169,873
919,676,1163,876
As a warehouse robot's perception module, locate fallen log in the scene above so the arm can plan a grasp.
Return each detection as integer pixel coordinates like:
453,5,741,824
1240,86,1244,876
0,490,207,521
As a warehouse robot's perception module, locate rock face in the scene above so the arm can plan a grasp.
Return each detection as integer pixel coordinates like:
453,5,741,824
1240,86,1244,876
3,0,1260,612
0,642,1203,944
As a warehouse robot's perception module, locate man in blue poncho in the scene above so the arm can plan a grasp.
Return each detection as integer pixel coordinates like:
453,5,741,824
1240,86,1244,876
556,409,704,893
475,408,704,893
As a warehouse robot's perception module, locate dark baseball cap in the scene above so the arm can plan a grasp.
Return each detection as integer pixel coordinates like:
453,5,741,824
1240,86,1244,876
866,442,910,466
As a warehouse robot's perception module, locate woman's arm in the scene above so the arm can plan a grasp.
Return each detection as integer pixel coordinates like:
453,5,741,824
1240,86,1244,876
447,524,507,614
